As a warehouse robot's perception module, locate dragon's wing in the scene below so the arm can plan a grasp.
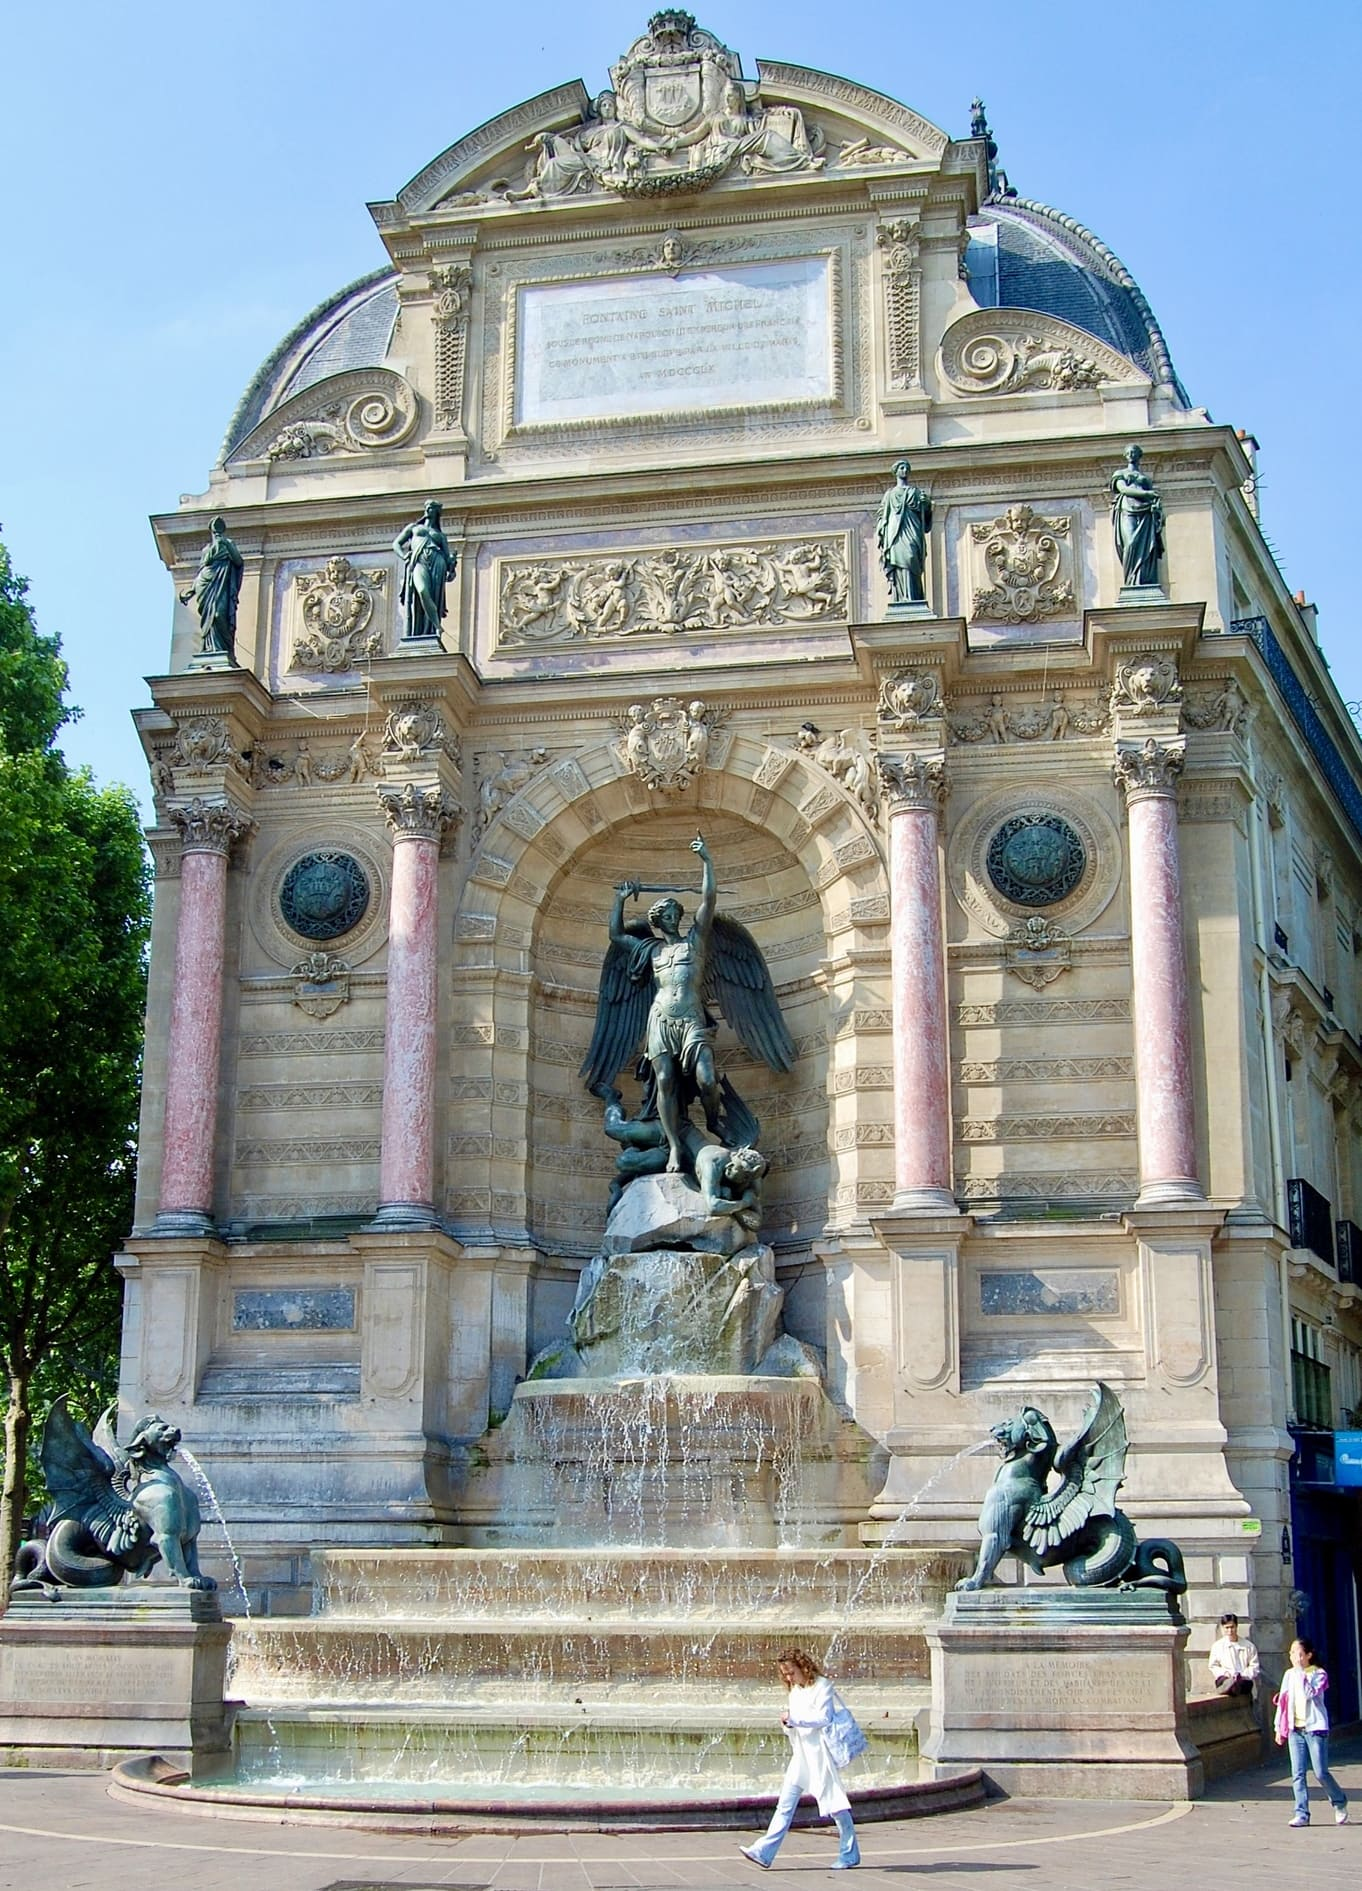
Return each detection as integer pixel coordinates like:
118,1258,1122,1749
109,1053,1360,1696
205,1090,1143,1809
579,922,655,1096
704,914,796,1073
40,1398,142,1556
1021,1382,1128,1560
717,1075,761,1151
92,1402,126,1470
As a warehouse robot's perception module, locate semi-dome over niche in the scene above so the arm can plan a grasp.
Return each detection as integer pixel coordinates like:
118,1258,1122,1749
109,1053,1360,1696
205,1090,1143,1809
216,10,1187,459
220,270,399,461
966,198,1186,401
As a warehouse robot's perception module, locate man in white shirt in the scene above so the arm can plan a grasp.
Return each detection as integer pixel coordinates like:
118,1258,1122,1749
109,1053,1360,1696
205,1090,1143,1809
1209,1612,1260,1696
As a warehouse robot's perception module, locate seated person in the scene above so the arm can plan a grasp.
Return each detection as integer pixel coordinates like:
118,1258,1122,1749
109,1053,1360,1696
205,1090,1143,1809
1209,1612,1260,1696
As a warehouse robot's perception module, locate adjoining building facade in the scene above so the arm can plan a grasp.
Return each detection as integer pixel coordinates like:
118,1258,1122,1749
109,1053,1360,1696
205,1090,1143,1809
120,13,1362,1698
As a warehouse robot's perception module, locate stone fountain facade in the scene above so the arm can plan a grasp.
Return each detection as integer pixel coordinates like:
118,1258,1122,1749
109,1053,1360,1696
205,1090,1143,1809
112,9,1362,1768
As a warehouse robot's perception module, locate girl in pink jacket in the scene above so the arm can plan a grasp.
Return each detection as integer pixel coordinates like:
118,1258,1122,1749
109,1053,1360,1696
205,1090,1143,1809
1274,1637,1348,1827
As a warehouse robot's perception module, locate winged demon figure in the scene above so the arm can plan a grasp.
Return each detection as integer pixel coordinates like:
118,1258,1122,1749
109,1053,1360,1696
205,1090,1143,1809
12,1398,215,1593
580,832,795,1186
957,1381,1186,1593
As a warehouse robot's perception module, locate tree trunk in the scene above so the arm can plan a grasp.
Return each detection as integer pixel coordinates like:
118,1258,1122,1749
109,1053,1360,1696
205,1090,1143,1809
0,1369,30,1612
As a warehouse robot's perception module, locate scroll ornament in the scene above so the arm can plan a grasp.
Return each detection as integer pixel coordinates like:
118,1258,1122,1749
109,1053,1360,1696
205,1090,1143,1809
227,369,420,465
939,311,1141,398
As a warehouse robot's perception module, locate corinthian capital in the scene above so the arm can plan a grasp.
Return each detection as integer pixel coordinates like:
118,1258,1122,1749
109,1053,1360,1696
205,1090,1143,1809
170,797,254,857
1112,736,1185,802
377,781,462,845
876,751,949,811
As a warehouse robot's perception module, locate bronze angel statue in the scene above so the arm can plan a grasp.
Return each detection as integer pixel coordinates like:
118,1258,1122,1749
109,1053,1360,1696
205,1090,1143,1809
957,1381,1186,1592
12,1398,215,1593
580,833,795,1188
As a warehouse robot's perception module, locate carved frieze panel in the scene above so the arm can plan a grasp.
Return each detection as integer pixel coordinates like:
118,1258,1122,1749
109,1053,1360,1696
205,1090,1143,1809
495,535,849,648
938,310,1146,398
948,691,1110,744
228,369,419,465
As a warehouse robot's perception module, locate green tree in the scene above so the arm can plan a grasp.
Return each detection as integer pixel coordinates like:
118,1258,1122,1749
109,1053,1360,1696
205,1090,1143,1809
0,535,151,1602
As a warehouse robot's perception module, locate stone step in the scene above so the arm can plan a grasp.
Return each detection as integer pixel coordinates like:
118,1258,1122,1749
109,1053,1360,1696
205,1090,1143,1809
309,1545,967,1620
232,1620,933,1700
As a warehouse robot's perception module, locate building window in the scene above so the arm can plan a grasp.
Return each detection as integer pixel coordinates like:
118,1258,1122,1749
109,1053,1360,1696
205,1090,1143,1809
1291,1315,1333,1429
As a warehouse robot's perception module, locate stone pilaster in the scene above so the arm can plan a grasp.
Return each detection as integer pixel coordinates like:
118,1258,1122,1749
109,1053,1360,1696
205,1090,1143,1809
1113,738,1204,1204
154,800,253,1234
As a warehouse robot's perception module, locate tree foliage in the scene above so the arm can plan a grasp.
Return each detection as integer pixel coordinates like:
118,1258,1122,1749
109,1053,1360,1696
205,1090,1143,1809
0,534,151,1599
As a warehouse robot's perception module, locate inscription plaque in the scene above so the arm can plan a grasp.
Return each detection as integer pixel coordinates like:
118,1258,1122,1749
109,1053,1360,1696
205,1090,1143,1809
979,1269,1120,1318
516,258,833,425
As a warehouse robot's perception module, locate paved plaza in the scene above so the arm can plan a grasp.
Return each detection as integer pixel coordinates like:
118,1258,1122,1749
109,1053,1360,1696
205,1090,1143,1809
0,1739,1356,1891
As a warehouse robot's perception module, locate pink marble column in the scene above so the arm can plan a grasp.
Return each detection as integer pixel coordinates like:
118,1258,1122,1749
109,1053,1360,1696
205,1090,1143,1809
156,799,252,1233
1114,738,1204,1204
374,783,460,1227
879,753,955,1212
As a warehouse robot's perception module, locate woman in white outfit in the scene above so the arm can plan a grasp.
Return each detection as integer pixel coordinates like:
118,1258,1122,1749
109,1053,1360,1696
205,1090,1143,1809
741,1647,859,1871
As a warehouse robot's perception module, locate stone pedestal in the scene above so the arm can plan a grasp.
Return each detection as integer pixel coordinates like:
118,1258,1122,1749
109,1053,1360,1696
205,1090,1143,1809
0,1587,233,1775
920,1588,1202,1800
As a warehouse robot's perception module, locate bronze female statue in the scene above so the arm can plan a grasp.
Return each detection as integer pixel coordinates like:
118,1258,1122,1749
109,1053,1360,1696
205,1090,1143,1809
394,500,456,642
875,460,933,606
1110,444,1165,589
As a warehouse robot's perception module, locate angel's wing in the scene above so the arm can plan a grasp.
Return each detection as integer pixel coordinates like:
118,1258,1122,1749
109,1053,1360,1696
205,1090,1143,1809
705,914,796,1073
579,921,655,1096
41,1398,143,1557
1021,1382,1128,1560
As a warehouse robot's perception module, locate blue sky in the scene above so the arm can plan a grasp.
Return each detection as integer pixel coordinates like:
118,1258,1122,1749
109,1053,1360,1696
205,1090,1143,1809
1,0,1356,806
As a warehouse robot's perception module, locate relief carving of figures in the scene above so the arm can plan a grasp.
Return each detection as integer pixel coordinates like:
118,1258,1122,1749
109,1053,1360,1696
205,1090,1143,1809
496,538,847,646
1006,917,1071,990
179,517,243,661
1110,445,1165,590
394,500,456,643
795,723,880,821
1183,675,1250,736
876,460,932,607
948,691,1111,746
970,506,1075,624
1111,654,1181,717
939,311,1138,398
835,136,913,167
616,696,724,793
383,701,459,767
505,14,823,202
878,667,942,729
291,557,387,673
474,747,551,838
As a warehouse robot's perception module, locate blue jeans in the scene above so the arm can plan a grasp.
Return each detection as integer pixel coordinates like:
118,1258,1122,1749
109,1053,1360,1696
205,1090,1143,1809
749,1783,857,1866
1288,1729,1347,1819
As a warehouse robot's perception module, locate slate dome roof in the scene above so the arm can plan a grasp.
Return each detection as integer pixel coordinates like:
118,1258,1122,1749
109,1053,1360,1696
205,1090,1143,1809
965,197,1186,402
220,269,400,461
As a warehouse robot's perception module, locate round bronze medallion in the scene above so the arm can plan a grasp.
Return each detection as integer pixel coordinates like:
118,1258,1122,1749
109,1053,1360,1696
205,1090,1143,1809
279,850,370,941
986,814,1086,908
